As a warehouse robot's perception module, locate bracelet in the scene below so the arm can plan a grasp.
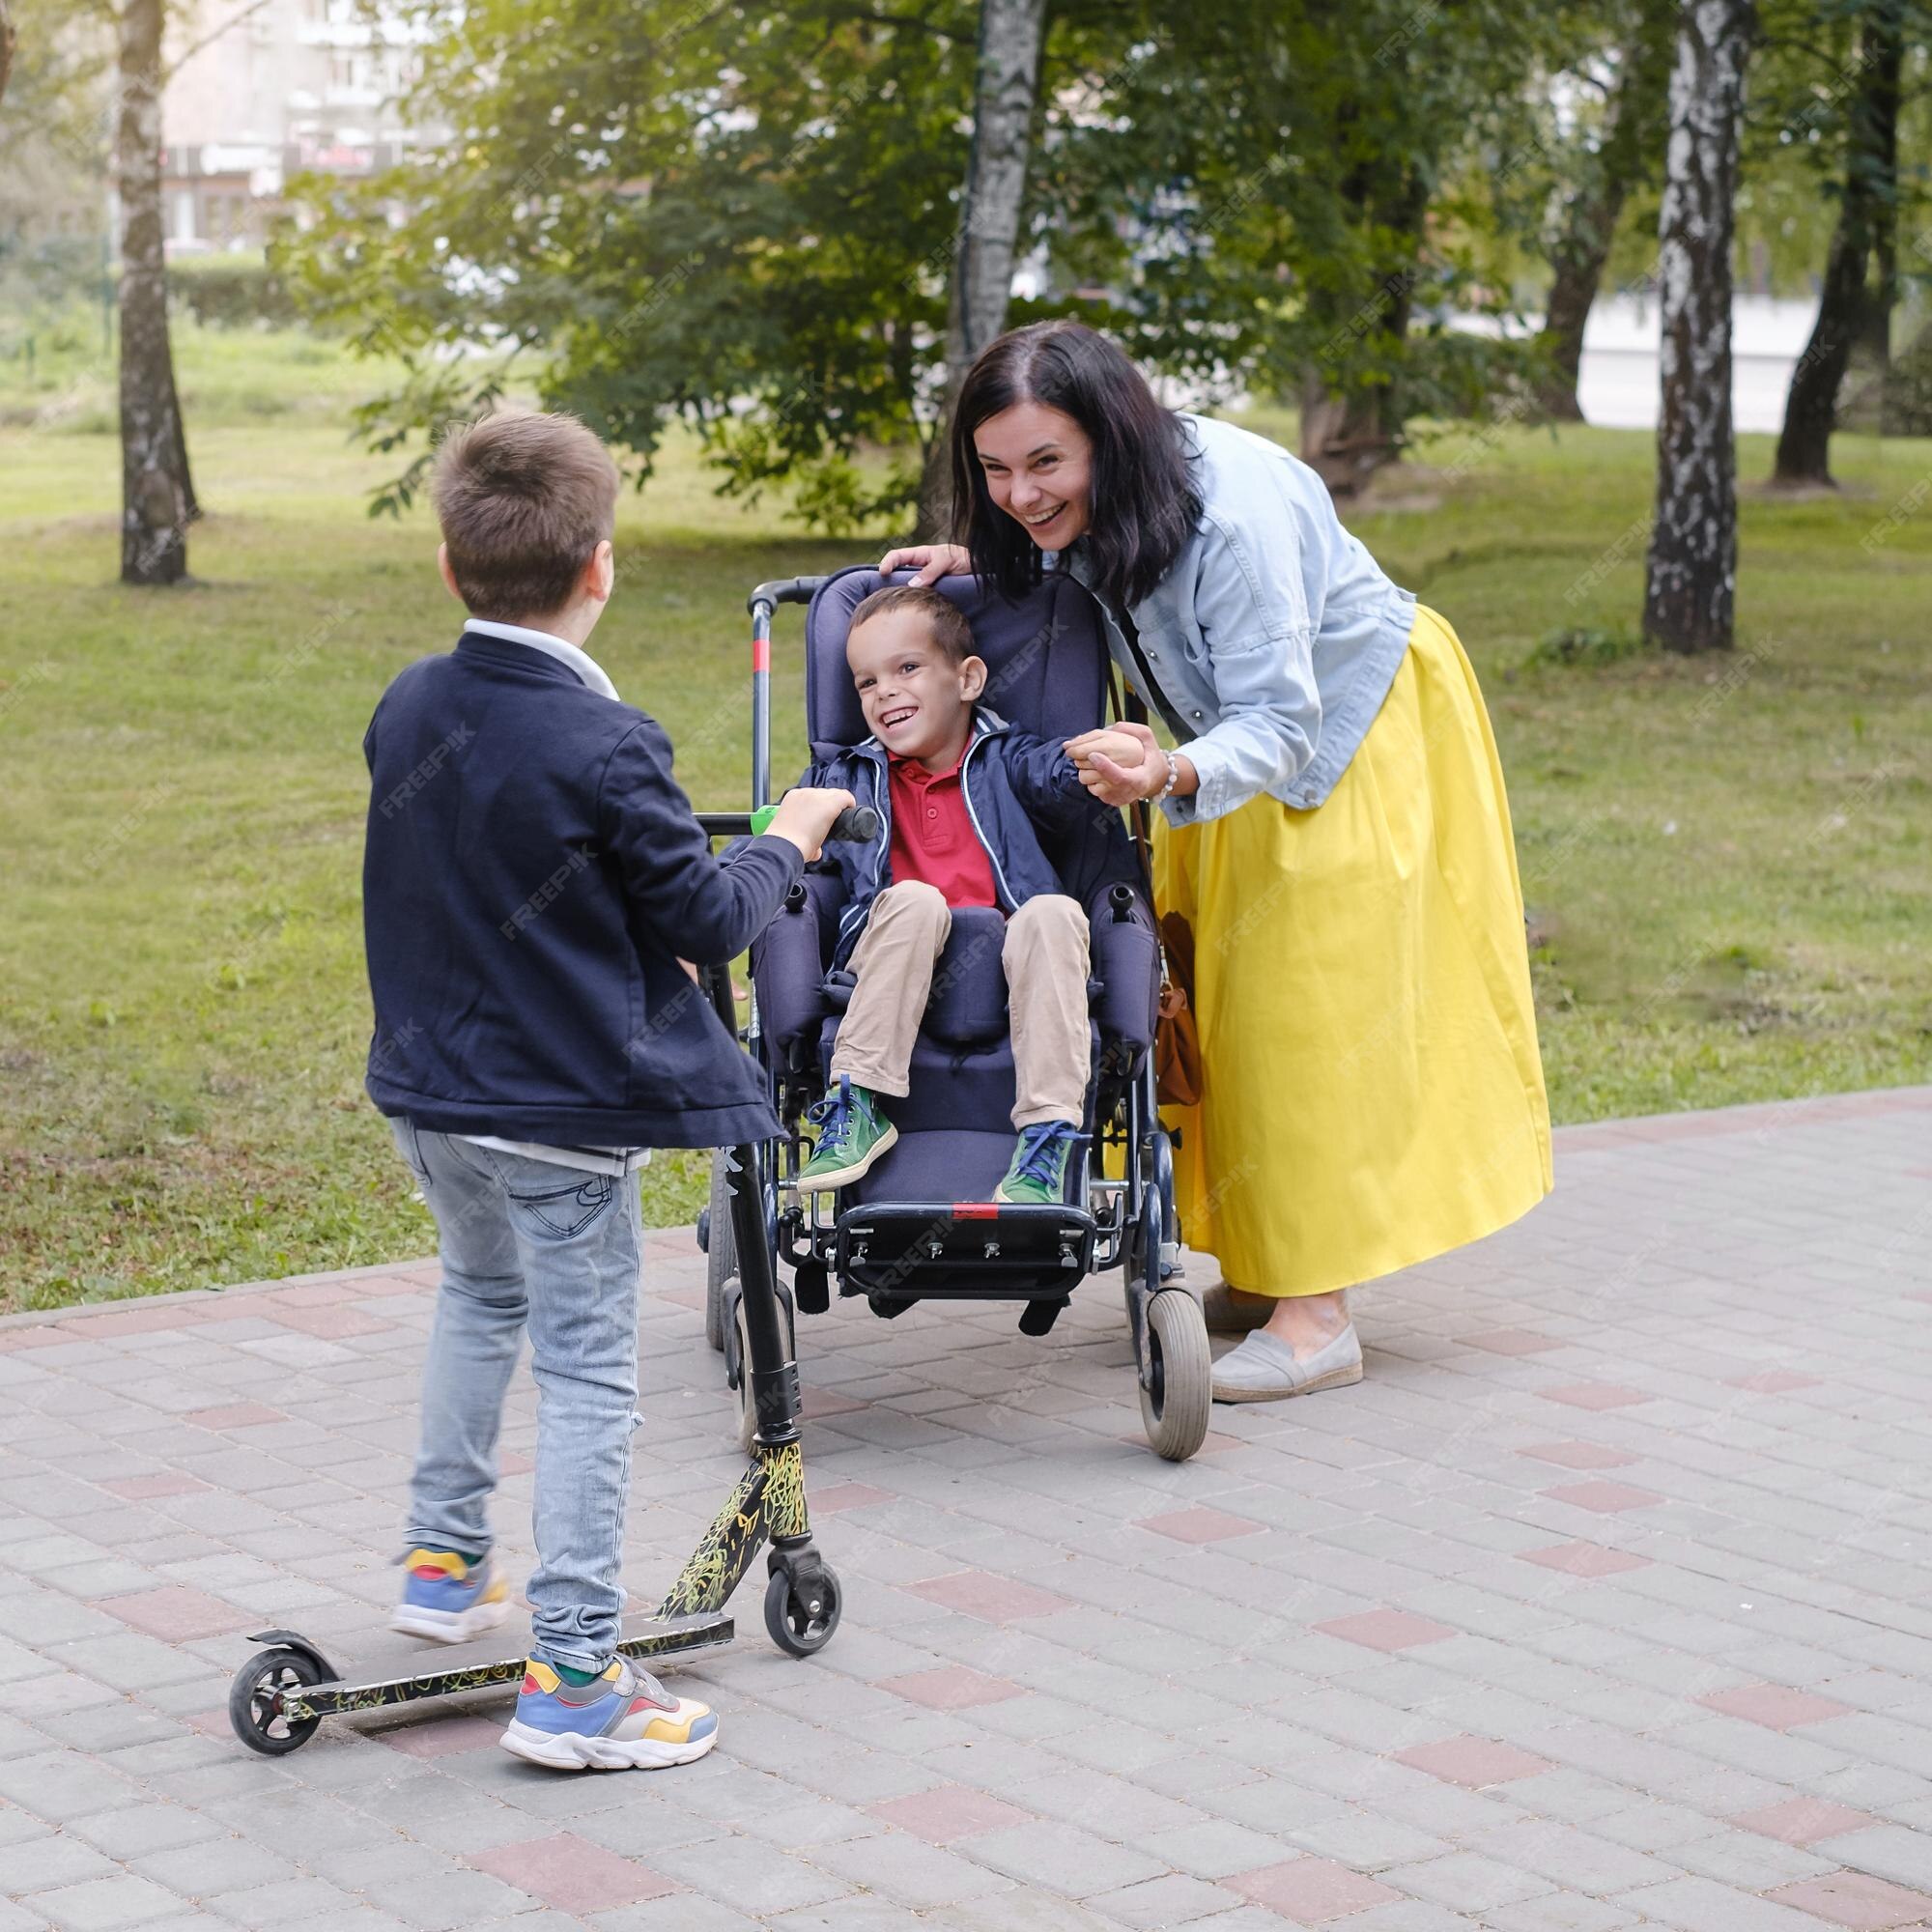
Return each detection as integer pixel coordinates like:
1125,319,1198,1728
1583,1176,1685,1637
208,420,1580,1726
1153,750,1179,803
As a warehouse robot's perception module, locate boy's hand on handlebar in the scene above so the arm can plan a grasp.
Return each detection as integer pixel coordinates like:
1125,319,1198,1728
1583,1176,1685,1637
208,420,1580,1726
763,786,856,863
878,543,970,587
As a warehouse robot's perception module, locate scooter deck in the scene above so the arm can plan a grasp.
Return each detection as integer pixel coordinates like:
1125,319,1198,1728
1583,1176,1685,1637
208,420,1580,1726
262,1608,734,1723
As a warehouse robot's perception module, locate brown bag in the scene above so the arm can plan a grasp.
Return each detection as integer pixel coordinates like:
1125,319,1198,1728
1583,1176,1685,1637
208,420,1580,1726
1152,906,1204,1108
1105,650,1205,1109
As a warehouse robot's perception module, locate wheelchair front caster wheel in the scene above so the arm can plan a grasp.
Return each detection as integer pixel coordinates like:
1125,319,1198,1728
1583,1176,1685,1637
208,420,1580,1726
764,1564,841,1657
1140,1288,1211,1463
229,1646,323,1755
794,1259,830,1315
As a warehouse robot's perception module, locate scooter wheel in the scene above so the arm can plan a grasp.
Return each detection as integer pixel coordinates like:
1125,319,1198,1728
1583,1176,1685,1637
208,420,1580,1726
764,1564,841,1658
229,1646,323,1754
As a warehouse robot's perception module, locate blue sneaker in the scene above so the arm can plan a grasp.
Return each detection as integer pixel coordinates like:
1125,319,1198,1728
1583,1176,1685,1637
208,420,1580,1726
389,1547,512,1644
502,1655,719,1771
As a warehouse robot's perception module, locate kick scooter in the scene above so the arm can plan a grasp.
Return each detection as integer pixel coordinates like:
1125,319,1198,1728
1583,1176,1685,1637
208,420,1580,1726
226,807,877,1754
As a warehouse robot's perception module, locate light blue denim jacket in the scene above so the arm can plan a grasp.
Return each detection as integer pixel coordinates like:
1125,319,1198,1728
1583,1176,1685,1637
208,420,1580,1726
1060,412,1417,824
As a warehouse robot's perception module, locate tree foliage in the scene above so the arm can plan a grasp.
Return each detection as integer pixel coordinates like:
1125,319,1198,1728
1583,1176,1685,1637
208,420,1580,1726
278,0,1579,520
280,0,996,527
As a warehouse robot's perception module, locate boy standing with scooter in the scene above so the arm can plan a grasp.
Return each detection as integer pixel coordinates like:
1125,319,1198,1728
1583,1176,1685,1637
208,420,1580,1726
359,409,850,1770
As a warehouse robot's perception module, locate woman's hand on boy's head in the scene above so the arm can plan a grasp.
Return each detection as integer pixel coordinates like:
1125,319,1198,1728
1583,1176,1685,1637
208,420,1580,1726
878,543,971,587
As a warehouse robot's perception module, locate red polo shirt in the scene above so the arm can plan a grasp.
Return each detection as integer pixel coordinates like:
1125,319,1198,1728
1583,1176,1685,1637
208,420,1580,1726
887,749,999,908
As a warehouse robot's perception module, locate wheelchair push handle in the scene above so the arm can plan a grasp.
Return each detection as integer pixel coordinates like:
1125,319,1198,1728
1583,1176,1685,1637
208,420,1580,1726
747,576,828,615
696,803,881,844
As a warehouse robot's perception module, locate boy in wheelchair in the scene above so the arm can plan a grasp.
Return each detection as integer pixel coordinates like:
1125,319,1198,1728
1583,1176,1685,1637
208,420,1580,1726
790,584,1144,1207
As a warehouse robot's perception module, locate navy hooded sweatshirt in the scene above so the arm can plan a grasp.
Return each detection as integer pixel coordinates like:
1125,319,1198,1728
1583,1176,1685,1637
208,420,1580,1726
361,629,802,1148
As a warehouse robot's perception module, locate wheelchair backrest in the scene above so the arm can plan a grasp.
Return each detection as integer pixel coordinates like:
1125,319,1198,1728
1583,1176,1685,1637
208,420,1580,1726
802,565,1109,759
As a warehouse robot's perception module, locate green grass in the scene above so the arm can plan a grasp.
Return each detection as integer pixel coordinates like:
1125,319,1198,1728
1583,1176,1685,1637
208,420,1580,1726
1,326,1926,1311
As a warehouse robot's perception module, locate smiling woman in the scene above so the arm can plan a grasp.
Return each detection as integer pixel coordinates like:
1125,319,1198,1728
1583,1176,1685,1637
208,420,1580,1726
884,320,1554,1405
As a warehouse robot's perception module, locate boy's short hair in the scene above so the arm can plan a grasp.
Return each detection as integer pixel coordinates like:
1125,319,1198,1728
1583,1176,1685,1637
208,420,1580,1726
431,409,621,621
848,584,976,665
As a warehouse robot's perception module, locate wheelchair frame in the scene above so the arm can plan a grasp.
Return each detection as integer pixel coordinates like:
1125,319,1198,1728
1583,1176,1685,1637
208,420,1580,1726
695,573,1211,1463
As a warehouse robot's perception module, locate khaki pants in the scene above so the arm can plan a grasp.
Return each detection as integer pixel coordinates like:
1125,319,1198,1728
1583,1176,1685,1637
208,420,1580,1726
829,882,1091,1128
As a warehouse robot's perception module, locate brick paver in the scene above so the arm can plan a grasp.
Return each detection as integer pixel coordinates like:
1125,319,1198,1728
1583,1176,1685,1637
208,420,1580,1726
1,1088,1930,1928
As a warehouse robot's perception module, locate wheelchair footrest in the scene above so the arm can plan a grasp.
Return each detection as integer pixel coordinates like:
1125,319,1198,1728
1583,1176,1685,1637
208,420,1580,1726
836,1201,1094,1300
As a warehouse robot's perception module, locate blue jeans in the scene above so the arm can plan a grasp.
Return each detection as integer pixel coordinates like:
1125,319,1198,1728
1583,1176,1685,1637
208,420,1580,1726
390,1120,643,1673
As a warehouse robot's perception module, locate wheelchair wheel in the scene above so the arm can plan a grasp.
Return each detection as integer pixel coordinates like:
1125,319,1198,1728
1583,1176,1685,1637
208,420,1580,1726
730,1288,756,1453
1141,1289,1211,1462
729,1280,796,1454
704,1152,736,1353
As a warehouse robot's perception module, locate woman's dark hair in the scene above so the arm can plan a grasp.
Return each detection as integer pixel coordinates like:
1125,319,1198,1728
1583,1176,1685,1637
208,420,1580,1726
948,320,1202,612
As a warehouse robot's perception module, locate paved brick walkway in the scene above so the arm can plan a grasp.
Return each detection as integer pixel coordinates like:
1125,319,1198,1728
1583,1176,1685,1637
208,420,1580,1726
2,1087,1930,1931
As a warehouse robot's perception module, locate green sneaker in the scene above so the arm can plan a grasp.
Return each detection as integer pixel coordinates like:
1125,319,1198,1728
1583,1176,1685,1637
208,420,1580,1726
795,1076,897,1191
993,1121,1079,1205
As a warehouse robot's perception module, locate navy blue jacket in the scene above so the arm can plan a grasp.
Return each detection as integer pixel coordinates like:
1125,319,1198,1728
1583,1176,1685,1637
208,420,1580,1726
361,631,802,1148
801,710,1137,970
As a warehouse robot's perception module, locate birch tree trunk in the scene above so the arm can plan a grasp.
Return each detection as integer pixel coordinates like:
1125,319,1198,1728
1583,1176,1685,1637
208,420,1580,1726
1643,0,1753,655
915,0,1048,539
1772,1,1903,485
117,0,193,584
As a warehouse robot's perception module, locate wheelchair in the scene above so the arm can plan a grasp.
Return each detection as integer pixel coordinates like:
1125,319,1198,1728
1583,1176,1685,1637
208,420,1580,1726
695,565,1211,1462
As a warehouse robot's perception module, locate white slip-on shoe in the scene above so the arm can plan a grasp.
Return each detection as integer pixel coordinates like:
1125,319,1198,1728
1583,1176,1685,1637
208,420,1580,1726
1210,1325,1364,1405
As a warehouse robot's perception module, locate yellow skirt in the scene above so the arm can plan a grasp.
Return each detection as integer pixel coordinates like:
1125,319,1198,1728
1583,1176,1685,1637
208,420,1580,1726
1154,603,1552,1298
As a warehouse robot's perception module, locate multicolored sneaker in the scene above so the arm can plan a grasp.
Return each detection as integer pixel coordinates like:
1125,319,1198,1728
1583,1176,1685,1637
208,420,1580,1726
501,1655,718,1771
994,1121,1079,1205
389,1548,512,1644
794,1075,897,1191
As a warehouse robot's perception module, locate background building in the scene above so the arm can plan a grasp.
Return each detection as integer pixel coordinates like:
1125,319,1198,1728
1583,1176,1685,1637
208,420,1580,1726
159,0,428,252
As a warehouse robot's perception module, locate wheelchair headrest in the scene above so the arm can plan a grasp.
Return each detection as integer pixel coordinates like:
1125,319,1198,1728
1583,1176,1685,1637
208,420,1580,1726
803,566,1109,757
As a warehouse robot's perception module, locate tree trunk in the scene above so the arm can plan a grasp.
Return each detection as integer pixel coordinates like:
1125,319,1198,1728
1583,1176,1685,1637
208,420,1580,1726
1299,166,1430,499
1861,13,1899,381
915,0,1048,540
171,366,201,522
1538,203,1622,423
1772,1,1902,485
1,1,16,107
1643,0,1753,655
117,0,193,585
1775,203,1873,485
1535,7,1675,421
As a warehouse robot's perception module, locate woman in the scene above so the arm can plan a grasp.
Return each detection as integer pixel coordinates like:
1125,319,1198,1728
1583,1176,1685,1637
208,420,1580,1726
882,321,1551,1403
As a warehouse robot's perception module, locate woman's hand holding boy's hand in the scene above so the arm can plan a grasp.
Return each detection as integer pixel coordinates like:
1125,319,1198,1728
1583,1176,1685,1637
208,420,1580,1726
1065,726,1150,776
1066,722,1157,806
764,786,857,863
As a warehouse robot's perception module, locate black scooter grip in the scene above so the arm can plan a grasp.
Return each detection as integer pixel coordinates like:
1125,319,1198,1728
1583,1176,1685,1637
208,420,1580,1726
828,805,881,844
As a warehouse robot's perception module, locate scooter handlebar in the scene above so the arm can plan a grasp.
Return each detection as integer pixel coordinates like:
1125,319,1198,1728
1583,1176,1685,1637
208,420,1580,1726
701,802,881,844
827,805,880,844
